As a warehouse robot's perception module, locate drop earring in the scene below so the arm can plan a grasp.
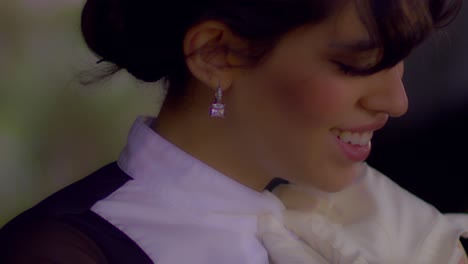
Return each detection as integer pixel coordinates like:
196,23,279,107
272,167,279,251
210,85,226,118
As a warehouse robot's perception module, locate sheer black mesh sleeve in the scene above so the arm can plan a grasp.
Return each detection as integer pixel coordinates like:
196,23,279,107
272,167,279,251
0,216,107,264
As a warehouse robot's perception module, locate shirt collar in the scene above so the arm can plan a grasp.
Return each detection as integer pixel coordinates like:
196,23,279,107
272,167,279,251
117,116,284,217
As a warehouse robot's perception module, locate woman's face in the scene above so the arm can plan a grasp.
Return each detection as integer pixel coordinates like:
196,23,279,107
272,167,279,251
227,3,408,192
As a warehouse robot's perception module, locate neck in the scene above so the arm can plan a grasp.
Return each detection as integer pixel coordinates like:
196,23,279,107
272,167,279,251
151,85,273,192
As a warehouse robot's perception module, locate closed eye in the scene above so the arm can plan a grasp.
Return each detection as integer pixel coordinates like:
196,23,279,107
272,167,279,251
332,60,374,76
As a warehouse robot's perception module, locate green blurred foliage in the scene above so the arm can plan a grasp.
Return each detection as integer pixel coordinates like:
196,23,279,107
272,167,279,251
0,1,164,225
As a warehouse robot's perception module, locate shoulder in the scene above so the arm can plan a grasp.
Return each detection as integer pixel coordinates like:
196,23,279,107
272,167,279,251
0,216,107,264
35,162,133,215
0,162,146,264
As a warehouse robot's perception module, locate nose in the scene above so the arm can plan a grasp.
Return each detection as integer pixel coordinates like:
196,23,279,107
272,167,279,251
359,62,408,117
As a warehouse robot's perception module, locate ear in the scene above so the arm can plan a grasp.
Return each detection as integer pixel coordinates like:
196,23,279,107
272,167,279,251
183,21,248,91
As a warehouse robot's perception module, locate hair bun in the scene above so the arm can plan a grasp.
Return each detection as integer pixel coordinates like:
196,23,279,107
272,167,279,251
81,0,183,82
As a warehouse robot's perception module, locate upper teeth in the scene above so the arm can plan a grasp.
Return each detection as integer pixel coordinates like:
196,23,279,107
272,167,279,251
331,129,373,146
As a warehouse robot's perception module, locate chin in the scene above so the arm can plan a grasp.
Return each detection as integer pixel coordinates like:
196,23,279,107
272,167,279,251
299,162,363,193
329,163,364,192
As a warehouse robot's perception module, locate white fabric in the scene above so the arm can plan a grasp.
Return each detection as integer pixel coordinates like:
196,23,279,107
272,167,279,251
259,166,468,264
92,116,285,264
91,116,468,264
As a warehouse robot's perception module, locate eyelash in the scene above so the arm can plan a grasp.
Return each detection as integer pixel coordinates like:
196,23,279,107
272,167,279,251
332,61,372,76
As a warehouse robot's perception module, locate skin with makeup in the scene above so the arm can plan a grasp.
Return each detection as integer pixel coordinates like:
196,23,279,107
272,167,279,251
154,1,408,193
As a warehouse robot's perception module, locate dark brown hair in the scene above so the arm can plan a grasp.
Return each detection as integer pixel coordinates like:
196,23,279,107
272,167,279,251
81,0,462,97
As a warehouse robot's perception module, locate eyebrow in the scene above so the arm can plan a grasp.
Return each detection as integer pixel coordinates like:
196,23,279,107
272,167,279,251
328,39,379,52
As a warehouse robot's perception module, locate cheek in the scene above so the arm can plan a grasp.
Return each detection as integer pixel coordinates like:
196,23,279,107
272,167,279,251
266,67,353,126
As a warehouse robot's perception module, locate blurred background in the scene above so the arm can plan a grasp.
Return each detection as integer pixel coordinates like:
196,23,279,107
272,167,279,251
0,1,162,225
0,1,467,227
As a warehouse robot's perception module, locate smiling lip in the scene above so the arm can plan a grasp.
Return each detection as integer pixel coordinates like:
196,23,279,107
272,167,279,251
335,117,388,133
334,137,371,162
332,117,388,162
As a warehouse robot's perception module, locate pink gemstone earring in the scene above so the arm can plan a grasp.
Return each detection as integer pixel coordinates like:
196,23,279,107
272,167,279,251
210,85,225,118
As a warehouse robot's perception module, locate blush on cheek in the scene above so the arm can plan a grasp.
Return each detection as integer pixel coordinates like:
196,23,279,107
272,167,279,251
268,75,314,122
271,73,350,125
305,80,350,116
